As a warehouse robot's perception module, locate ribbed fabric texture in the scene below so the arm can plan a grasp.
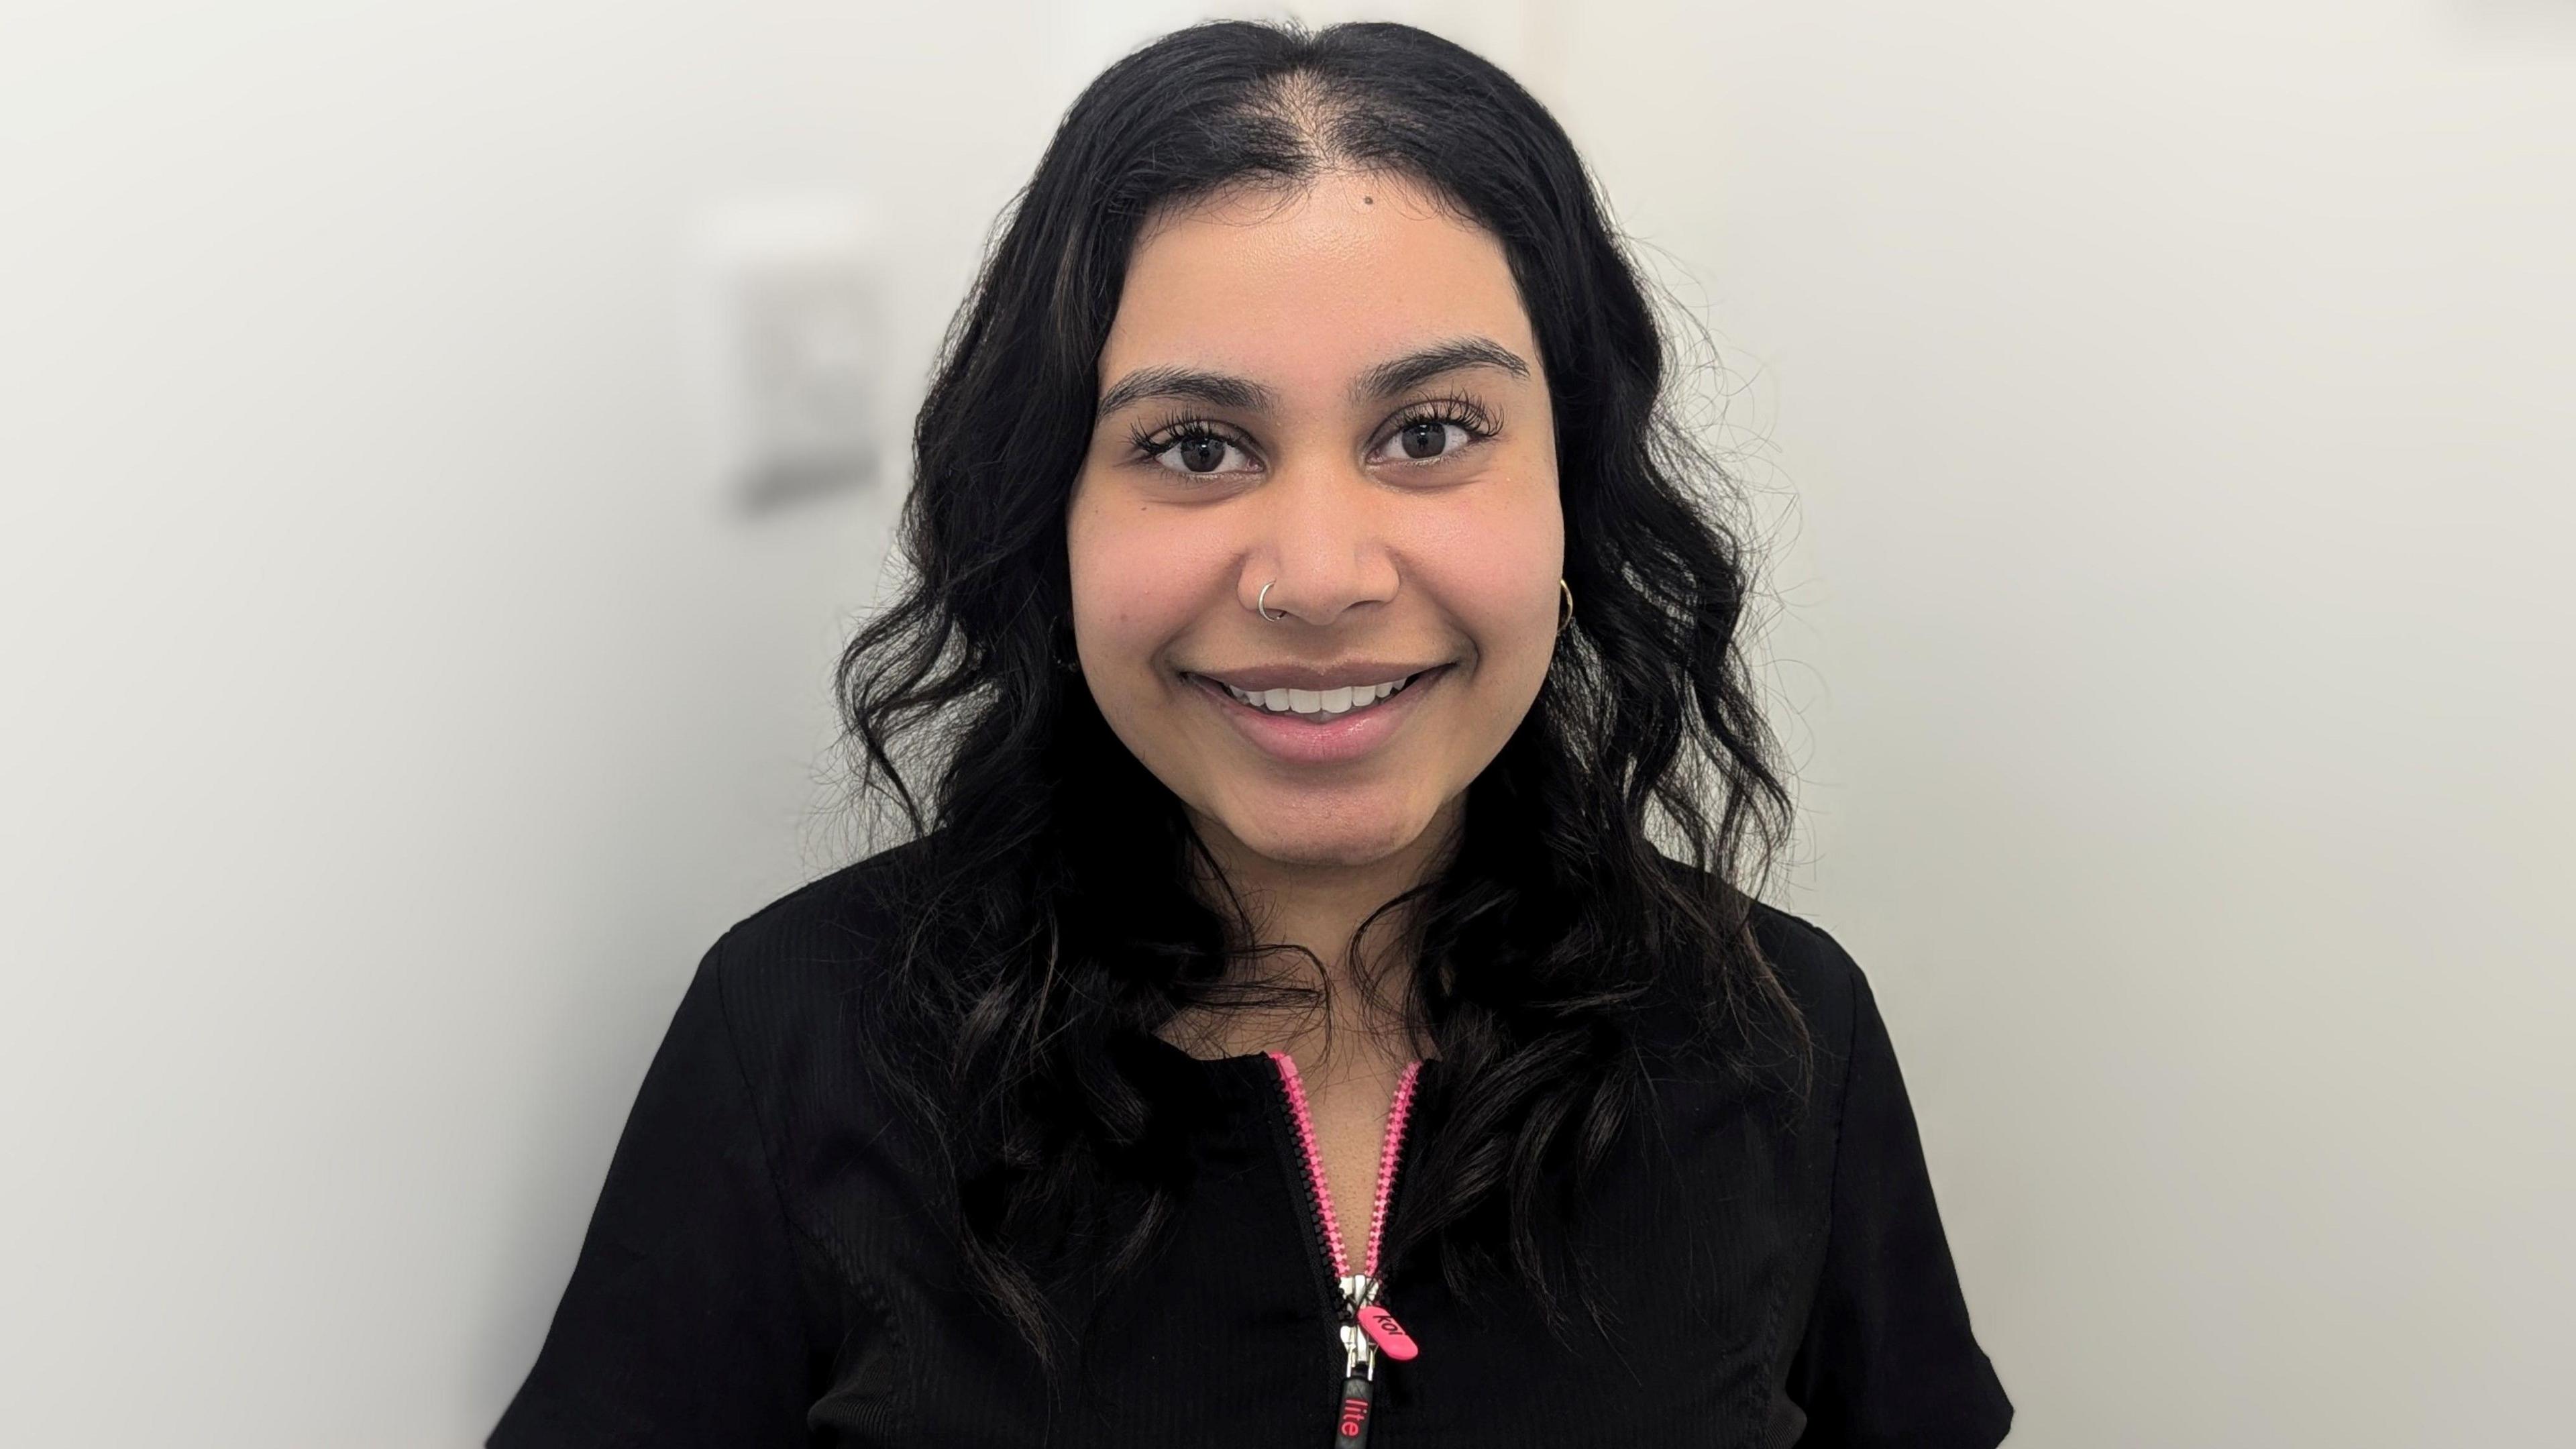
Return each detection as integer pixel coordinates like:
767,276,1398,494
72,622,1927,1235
490,851,2012,1448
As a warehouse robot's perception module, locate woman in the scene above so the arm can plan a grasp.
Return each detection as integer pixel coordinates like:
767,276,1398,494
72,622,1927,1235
493,19,2010,1448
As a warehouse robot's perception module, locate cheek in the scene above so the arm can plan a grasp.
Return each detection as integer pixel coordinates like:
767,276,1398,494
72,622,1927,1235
1407,483,1565,670
1066,484,1221,678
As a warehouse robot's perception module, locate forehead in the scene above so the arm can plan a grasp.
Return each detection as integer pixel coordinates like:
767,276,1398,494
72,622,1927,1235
1102,170,1535,392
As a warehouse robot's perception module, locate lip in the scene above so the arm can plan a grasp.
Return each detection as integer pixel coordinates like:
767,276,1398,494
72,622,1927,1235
1185,664,1450,766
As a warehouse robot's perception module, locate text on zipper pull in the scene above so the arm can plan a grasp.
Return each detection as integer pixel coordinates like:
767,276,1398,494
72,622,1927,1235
1356,1304,1417,1360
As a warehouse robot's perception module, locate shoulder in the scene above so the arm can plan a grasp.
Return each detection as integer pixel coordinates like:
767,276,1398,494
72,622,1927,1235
1619,884,1904,1152
1743,899,1876,1065
707,833,933,979
1633,851,1878,1069
688,833,946,1085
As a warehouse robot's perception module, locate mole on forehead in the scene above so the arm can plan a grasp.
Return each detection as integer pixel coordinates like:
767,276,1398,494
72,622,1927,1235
1145,171,1457,233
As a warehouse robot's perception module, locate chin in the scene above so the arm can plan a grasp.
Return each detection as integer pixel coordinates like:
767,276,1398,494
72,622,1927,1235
1224,802,1432,871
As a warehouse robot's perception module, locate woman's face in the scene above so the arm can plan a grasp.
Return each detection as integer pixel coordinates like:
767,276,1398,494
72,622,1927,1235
1067,170,1562,872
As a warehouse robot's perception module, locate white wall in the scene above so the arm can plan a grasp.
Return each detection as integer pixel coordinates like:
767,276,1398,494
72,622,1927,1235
1541,3,2576,1444
2,2,2568,1445
0,3,1087,1442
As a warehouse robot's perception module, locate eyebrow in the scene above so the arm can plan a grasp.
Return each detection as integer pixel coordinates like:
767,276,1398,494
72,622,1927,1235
1093,366,1279,421
1351,335,1531,400
1093,335,1532,421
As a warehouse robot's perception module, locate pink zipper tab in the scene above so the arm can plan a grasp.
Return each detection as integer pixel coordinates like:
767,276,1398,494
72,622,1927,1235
1356,1304,1417,1361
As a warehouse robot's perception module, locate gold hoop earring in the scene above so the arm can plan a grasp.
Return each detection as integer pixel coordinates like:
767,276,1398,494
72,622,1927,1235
1557,578,1574,632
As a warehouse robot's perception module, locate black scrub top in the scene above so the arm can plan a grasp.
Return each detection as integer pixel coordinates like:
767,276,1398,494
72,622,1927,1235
490,853,2012,1448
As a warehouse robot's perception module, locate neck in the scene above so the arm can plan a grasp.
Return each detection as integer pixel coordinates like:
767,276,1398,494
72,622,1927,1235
1168,797,1462,1069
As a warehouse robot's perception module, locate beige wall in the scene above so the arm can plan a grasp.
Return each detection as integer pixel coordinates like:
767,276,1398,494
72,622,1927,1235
3,2,2569,1443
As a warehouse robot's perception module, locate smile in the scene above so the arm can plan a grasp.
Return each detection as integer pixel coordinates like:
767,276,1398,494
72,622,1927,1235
1208,671,1424,722
1181,665,1451,766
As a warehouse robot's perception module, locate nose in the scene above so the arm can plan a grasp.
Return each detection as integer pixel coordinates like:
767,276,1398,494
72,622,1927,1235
1239,460,1399,627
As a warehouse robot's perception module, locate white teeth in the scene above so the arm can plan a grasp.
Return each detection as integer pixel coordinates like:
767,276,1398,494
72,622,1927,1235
1217,672,1418,718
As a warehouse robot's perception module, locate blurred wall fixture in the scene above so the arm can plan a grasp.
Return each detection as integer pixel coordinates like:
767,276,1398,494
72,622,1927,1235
693,196,888,515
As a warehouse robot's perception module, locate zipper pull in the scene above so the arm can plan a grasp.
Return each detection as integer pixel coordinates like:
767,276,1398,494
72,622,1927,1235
1356,1303,1417,1362
1339,1273,1420,1363
1334,1275,1381,1446
1334,1371,1375,1446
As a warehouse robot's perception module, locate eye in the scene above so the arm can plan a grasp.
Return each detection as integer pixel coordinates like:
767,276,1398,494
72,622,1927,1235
1376,419,1471,463
1367,399,1494,467
1142,425,1258,477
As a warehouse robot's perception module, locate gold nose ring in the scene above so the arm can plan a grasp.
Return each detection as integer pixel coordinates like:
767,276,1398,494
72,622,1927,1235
1257,580,1287,621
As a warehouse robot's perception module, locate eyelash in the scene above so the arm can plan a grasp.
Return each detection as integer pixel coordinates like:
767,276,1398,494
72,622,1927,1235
1126,392,1501,472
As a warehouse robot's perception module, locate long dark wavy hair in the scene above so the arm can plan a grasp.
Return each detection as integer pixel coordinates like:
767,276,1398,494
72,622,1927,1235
837,17,1803,1369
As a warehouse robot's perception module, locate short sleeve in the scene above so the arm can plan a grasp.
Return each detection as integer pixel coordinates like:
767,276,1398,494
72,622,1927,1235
1786,967,2013,1447
490,941,821,1447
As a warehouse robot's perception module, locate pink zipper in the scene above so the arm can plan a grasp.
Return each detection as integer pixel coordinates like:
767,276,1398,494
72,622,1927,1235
1267,1051,1424,1448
